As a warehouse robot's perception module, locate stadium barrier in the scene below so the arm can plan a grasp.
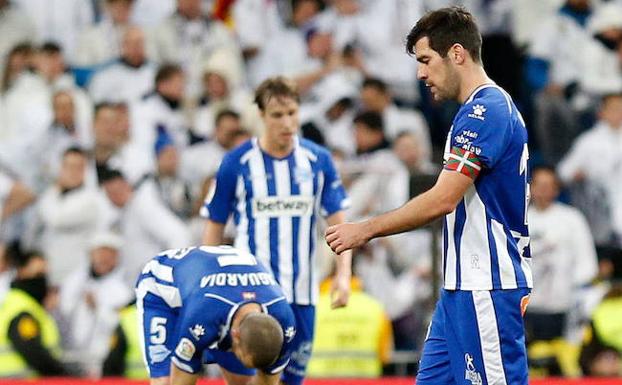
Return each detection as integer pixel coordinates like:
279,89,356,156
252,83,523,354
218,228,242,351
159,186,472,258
3,378,622,385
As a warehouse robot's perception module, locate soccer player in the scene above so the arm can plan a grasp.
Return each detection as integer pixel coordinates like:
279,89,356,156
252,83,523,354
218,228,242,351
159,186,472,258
326,7,533,385
202,76,352,385
136,246,296,385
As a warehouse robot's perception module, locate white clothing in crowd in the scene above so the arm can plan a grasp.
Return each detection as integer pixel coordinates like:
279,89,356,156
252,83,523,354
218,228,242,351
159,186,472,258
75,19,128,67
528,202,598,313
89,60,157,104
131,92,189,151
0,2,36,70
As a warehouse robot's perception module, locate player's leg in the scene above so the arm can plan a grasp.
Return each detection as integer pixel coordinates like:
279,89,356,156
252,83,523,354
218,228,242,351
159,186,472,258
136,280,180,384
280,304,315,385
416,290,458,385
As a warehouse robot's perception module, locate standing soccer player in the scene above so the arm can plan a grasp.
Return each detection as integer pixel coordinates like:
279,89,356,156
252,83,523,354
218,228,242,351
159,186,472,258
202,76,352,385
326,7,533,385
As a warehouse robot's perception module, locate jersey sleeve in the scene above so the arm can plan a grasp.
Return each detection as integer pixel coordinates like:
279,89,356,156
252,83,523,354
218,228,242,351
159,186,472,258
171,299,221,374
201,152,239,223
318,151,350,217
444,99,511,179
263,300,297,374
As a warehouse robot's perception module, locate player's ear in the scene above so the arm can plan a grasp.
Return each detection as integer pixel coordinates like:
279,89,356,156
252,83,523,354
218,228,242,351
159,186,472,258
231,327,241,341
450,43,466,64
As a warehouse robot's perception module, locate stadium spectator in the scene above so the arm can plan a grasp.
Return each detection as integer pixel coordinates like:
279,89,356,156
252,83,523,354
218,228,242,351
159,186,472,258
0,1,36,78
59,231,132,376
307,272,393,378
148,0,244,98
25,147,101,285
202,76,352,385
0,250,72,377
130,0,175,27
88,26,157,104
524,166,598,375
558,93,622,253
75,0,135,67
13,0,94,64
0,171,35,232
99,170,190,285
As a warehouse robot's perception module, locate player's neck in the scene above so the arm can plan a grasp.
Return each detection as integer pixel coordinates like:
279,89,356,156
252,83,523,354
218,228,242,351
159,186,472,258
458,66,493,104
258,136,295,159
232,303,263,329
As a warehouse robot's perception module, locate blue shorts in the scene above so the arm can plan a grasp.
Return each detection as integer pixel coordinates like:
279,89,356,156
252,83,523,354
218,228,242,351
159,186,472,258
282,304,315,385
137,290,252,378
416,288,530,385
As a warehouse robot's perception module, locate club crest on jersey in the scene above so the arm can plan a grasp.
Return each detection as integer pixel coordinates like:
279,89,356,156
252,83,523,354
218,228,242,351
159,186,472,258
468,104,486,121
242,291,256,300
294,167,314,184
464,353,483,385
189,324,205,340
175,338,196,361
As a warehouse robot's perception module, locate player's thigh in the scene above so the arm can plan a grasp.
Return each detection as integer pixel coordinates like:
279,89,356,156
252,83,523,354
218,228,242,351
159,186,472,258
281,304,315,385
445,289,530,385
416,294,456,385
138,290,179,378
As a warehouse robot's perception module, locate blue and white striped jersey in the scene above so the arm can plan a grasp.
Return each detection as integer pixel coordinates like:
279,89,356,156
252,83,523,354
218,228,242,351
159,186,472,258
136,246,296,374
202,137,349,305
442,84,533,291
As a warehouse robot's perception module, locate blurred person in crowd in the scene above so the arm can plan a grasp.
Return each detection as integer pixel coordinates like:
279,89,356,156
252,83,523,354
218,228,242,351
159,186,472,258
558,93,622,256
524,166,598,374
151,129,193,220
88,26,157,104
360,77,431,160
326,8,533,385
132,64,189,151
99,170,189,285
307,265,393,378
59,231,132,376
579,3,622,98
0,250,73,377
1,43,34,95
579,284,622,377
0,1,36,78
149,0,244,98
202,76,352,385
93,102,153,185
76,0,136,67
130,0,175,27
25,147,101,286
526,0,594,164
192,62,253,139
181,109,247,187
13,0,94,64
393,131,439,182
0,170,35,231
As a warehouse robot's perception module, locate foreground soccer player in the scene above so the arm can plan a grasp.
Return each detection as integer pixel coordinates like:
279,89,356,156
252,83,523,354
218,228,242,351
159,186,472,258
326,7,532,385
136,246,296,385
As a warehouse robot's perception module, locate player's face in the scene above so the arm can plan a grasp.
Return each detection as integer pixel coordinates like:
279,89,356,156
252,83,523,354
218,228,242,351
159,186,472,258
415,37,460,101
261,96,299,152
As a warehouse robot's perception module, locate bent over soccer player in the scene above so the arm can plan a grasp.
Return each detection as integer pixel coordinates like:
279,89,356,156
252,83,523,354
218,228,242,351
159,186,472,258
326,7,533,385
136,246,296,385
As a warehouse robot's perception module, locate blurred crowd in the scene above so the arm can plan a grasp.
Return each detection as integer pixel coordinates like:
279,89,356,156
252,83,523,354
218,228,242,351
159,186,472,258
0,0,621,379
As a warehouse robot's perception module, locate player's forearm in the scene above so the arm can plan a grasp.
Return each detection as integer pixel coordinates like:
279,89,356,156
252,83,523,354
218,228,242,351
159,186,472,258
202,220,225,245
326,212,352,277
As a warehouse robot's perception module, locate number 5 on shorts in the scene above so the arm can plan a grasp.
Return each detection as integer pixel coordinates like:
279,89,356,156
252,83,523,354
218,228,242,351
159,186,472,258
150,317,167,344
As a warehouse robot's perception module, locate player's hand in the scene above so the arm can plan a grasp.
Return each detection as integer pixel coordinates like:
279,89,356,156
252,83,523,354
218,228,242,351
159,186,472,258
325,222,370,254
330,273,351,309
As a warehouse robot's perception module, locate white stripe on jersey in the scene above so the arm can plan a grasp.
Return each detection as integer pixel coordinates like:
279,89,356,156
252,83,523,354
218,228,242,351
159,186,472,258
521,255,533,288
444,211,458,289
460,187,493,290
234,175,250,254
491,219,518,288
137,277,182,308
275,159,294,301
472,291,508,385
248,145,270,271
294,148,313,304
135,280,150,375
142,260,174,282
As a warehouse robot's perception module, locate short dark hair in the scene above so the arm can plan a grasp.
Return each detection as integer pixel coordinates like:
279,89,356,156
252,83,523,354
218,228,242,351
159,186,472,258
155,63,183,85
40,42,62,55
239,313,284,370
406,7,482,63
215,109,240,126
99,169,126,184
353,111,384,132
254,76,299,111
94,102,119,116
63,146,87,158
362,77,388,94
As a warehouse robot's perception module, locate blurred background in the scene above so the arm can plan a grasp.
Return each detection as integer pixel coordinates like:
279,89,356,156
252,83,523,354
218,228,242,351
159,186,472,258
0,0,621,381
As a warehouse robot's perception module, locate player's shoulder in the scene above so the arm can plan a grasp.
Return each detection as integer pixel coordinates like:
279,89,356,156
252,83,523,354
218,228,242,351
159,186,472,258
458,85,514,123
221,139,254,165
298,137,333,163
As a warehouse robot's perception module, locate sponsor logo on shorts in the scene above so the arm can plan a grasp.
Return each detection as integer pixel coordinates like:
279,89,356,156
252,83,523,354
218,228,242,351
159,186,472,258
175,338,196,361
284,326,296,342
464,353,483,385
252,196,313,218
189,324,205,341
149,344,171,364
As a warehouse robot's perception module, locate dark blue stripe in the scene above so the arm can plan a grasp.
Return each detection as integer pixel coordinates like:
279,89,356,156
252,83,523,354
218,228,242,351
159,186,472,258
453,201,467,290
262,152,280,284
309,160,320,299
486,215,501,289
241,161,256,256
288,154,300,303
507,229,527,287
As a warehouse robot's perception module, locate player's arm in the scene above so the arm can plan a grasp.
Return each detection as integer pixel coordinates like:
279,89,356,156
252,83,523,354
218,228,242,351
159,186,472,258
170,363,200,385
326,211,352,308
326,170,473,254
201,154,238,245
202,220,226,245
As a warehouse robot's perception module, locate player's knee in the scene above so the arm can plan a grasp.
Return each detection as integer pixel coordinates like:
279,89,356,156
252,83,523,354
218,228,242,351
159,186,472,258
150,376,169,385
